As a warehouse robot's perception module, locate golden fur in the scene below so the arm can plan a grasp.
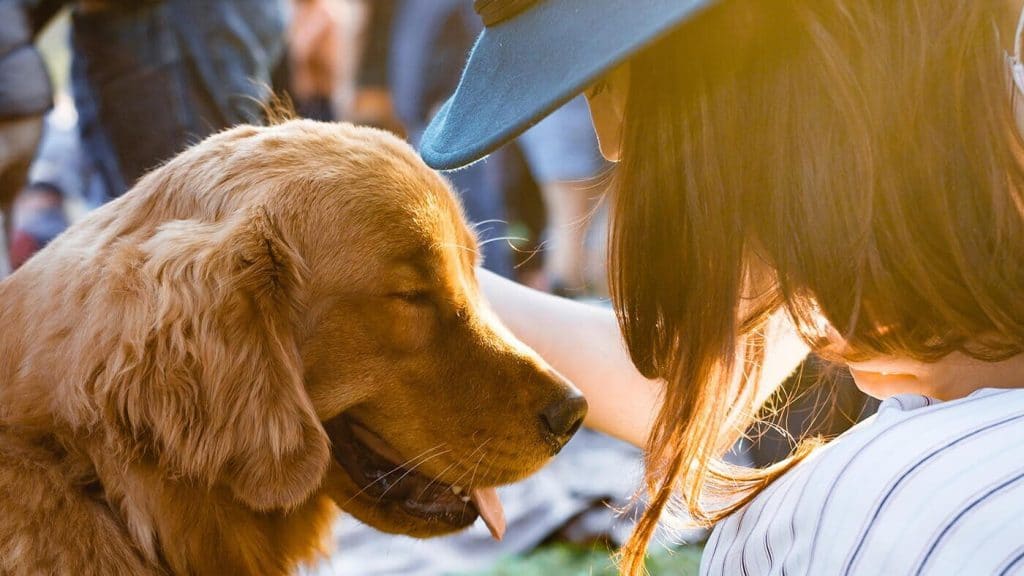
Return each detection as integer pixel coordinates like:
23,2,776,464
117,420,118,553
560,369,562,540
0,120,583,575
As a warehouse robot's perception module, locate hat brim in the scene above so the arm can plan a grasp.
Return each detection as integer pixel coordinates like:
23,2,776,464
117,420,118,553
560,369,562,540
420,0,715,171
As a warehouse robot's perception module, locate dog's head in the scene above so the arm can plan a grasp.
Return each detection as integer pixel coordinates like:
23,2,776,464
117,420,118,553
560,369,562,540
92,120,585,539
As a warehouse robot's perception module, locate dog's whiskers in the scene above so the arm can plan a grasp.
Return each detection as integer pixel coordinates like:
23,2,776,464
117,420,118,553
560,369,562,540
458,447,489,518
435,241,481,257
447,437,492,489
470,219,508,230
477,235,526,249
443,436,494,515
342,443,450,506
414,458,462,501
374,447,453,503
479,452,498,488
414,437,493,503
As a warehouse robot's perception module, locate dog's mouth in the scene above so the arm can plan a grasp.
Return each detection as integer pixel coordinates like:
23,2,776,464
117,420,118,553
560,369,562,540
324,417,506,540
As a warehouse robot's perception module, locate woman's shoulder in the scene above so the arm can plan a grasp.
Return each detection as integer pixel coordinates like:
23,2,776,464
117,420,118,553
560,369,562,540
836,386,1024,445
702,388,1024,576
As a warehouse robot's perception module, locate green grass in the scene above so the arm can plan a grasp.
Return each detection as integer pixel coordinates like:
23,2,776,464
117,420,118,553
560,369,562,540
460,543,703,576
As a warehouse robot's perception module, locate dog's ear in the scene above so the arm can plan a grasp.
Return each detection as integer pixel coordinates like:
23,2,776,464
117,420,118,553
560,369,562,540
101,205,329,511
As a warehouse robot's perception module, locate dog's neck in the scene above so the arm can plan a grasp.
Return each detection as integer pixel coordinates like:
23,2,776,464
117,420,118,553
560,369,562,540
86,450,338,575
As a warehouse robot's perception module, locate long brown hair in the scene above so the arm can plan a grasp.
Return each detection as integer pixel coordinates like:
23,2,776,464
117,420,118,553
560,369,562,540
610,1,1024,572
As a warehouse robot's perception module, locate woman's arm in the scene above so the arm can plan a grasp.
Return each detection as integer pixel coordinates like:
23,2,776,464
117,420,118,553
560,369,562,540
479,269,812,448
479,269,660,447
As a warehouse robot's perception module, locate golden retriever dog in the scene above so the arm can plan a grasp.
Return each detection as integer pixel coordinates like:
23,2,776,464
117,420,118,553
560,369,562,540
0,120,587,575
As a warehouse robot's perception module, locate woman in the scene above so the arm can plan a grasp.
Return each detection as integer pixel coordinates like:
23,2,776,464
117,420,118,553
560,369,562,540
421,0,1024,574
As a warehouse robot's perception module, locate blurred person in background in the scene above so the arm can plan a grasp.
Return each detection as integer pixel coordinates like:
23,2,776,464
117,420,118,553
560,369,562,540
282,0,349,122
67,0,287,197
348,0,403,134
6,0,287,263
9,99,103,269
518,96,609,298
10,183,66,270
0,0,53,276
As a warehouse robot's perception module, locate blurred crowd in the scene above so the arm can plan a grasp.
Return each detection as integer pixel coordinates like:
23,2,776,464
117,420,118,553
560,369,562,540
0,0,611,300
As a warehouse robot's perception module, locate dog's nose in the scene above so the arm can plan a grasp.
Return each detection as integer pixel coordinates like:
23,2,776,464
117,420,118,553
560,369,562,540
540,393,588,448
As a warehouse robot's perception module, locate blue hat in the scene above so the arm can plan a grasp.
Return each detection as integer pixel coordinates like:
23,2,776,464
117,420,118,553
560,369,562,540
419,0,716,171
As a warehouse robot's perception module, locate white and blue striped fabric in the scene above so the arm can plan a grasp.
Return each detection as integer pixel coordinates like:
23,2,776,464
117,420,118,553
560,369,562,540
701,388,1024,576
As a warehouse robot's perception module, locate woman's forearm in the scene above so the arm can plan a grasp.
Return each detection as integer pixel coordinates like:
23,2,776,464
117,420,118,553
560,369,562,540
478,269,812,449
479,270,661,447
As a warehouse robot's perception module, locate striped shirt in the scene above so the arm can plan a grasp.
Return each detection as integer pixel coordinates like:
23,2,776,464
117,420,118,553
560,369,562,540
701,388,1024,576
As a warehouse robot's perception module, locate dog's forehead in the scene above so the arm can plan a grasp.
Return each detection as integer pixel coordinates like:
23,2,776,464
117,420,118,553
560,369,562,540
370,172,480,286
247,121,480,270
365,151,479,260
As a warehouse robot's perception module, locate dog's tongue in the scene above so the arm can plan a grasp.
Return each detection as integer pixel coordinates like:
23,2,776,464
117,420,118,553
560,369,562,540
470,487,506,540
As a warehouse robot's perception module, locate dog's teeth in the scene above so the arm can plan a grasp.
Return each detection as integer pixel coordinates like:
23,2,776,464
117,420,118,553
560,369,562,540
452,486,463,496
460,495,471,503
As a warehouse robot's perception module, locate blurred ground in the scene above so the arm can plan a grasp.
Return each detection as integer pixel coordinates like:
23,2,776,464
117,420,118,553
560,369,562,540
474,543,702,576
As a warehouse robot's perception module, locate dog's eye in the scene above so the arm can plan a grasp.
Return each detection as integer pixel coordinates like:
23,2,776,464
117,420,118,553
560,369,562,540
391,290,432,305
